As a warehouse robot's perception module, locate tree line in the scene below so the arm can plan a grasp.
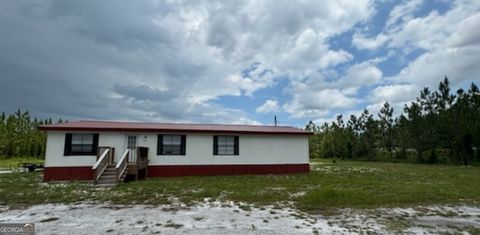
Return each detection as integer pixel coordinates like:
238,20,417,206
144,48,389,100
0,110,63,158
305,77,480,165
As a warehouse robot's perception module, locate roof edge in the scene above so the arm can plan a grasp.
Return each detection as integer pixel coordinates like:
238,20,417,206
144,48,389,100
38,126,313,136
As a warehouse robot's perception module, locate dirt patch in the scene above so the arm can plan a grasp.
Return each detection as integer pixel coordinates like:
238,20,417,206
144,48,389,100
1,203,479,234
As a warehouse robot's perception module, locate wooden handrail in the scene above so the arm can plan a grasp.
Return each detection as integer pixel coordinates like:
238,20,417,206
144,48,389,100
116,149,129,181
92,148,110,183
96,146,110,160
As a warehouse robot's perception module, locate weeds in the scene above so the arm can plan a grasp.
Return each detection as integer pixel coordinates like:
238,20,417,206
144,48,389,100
0,159,479,212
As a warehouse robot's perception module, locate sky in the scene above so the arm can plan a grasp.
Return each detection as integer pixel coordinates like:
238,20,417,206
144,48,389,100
0,0,479,127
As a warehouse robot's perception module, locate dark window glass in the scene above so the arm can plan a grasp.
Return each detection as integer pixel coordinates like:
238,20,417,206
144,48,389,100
214,136,239,155
157,135,186,155
64,133,98,156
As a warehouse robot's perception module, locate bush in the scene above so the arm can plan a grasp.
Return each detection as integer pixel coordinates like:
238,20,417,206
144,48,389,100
435,148,451,164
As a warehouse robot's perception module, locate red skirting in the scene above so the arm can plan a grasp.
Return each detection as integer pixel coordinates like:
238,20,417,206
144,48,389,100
147,164,309,177
44,166,93,181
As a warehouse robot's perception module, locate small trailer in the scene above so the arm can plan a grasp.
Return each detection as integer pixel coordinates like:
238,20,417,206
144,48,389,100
18,162,44,172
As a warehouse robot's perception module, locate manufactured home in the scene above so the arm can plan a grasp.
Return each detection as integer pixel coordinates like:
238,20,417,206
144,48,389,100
39,121,312,184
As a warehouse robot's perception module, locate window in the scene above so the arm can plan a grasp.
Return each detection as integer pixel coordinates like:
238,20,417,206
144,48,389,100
127,136,136,149
64,133,99,156
157,134,186,155
213,135,239,155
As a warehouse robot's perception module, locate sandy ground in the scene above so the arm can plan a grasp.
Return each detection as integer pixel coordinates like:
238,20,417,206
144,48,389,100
1,202,480,234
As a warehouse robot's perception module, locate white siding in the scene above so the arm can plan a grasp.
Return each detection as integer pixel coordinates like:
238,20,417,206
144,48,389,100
98,132,129,162
45,132,97,167
44,132,309,167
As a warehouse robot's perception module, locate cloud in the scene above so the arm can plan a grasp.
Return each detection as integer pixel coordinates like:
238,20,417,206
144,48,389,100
0,0,376,124
3,0,477,127
385,0,423,28
352,33,388,50
352,0,474,52
283,88,357,119
387,1,480,88
352,0,423,50
448,12,480,47
342,60,383,87
113,84,177,102
369,84,418,103
256,100,279,114
281,58,382,119
308,1,480,123
350,0,480,114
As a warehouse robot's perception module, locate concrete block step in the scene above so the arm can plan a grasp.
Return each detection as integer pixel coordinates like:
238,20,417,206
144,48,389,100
92,183,116,188
97,182,116,185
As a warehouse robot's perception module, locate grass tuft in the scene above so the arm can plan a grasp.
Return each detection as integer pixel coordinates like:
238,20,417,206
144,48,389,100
0,158,479,212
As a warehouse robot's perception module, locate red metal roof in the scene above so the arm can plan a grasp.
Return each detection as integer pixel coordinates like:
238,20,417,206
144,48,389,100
38,120,313,136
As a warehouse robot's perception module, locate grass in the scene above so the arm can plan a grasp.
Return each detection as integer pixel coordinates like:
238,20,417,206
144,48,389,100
0,157,44,169
0,158,479,212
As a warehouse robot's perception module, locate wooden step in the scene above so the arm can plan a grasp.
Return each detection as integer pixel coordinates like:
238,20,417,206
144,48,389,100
99,175,116,179
98,179,116,184
99,174,116,178
101,175,116,178
92,165,129,187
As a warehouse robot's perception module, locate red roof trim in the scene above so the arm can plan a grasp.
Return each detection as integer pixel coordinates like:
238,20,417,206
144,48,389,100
38,121,313,136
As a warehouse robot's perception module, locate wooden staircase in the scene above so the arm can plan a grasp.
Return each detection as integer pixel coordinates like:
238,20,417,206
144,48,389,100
92,146,149,188
92,147,129,188
93,164,128,187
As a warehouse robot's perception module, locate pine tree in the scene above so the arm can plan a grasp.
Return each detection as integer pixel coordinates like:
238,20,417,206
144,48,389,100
378,102,394,159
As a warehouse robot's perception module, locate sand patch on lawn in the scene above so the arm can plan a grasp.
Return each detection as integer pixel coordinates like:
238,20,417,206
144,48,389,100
1,202,479,234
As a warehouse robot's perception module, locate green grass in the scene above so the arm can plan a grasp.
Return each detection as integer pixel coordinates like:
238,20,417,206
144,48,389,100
0,157,44,169
0,158,479,212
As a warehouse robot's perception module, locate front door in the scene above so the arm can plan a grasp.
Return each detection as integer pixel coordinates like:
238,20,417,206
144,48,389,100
127,135,137,162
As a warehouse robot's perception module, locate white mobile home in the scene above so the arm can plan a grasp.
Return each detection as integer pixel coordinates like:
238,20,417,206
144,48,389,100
39,121,312,182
